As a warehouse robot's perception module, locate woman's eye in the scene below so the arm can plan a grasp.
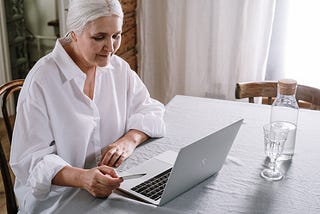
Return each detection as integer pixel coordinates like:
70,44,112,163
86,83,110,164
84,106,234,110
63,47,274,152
93,36,105,41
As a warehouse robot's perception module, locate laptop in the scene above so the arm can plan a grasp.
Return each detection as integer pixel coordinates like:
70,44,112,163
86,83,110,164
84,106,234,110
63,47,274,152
118,118,243,206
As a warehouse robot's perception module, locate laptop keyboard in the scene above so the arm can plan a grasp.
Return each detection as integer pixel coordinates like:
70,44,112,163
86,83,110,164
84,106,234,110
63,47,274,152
131,168,172,201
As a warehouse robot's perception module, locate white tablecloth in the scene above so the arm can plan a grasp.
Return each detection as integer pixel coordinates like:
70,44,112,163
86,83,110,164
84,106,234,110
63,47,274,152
57,95,320,214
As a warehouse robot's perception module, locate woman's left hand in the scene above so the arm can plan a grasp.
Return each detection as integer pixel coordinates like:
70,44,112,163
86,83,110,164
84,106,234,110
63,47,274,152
99,130,149,167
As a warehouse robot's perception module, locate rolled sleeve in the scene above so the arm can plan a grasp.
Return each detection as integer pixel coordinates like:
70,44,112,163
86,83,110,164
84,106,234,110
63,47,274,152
27,154,70,198
127,109,166,137
126,70,166,137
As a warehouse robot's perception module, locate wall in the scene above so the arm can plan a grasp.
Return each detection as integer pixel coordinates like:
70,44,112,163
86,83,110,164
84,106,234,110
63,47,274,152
118,0,138,72
24,0,138,72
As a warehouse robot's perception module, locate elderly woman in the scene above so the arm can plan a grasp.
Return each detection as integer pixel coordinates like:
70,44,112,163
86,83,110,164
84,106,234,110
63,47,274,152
9,0,165,212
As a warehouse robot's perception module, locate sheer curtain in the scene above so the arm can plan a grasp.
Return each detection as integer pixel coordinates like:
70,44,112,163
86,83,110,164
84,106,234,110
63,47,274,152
138,0,276,104
267,0,320,88
0,0,12,85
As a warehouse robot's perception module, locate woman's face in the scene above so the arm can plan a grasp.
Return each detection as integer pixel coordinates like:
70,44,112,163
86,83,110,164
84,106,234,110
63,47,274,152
72,15,122,70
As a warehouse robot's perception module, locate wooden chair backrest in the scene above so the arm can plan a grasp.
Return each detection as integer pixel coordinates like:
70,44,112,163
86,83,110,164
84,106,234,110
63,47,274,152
235,81,320,110
0,79,24,214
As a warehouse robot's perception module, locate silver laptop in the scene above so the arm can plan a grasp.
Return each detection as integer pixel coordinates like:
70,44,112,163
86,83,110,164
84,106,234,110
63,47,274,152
118,119,243,206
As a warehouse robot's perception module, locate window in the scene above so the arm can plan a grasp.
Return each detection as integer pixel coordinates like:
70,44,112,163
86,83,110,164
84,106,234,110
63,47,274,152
267,0,320,88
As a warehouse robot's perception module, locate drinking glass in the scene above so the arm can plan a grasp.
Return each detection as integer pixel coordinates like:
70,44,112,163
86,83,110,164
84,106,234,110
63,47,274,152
260,122,289,181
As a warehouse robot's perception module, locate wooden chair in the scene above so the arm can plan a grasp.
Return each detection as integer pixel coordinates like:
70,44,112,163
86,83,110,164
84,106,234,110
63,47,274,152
0,79,24,214
235,81,320,110
296,85,320,110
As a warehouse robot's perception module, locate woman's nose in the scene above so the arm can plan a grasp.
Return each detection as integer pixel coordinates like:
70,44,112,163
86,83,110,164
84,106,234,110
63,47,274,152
104,38,114,52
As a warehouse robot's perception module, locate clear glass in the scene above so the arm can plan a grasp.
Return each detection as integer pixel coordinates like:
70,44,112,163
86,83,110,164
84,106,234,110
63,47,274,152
261,122,289,181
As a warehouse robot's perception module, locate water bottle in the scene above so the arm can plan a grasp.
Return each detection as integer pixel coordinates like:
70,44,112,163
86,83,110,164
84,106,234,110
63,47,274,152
270,79,299,160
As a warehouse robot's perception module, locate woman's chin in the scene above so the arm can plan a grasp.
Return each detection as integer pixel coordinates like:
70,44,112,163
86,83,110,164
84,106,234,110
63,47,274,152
98,62,109,67
97,58,110,67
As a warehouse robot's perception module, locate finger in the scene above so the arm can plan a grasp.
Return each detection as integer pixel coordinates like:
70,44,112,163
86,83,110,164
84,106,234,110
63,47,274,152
108,150,123,167
98,175,123,190
97,166,124,184
99,147,117,166
114,154,127,167
85,167,123,198
84,172,113,197
93,174,122,196
98,165,119,177
106,177,123,188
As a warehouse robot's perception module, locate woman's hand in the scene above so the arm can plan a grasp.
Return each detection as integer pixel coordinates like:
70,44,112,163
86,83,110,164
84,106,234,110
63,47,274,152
52,165,123,198
99,130,149,167
81,166,123,198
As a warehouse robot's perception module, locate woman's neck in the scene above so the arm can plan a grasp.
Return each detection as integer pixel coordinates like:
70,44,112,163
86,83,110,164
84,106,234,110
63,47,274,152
83,67,96,100
62,41,96,99
62,42,95,74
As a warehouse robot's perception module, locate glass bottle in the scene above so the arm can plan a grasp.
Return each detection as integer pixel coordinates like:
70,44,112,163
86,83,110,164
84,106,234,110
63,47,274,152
270,79,299,160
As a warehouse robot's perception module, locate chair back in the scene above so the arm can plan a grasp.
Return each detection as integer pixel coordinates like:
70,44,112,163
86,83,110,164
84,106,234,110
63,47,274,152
235,81,320,110
296,85,320,110
0,79,24,214
235,81,277,104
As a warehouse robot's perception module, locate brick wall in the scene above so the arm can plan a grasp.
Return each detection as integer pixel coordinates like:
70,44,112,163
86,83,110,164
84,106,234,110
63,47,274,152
118,0,138,73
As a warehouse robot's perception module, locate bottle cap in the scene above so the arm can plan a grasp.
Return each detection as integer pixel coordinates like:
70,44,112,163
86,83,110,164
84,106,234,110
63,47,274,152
278,79,297,95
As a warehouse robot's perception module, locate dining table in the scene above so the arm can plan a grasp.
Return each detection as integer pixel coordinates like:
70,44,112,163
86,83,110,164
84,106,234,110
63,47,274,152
56,95,320,214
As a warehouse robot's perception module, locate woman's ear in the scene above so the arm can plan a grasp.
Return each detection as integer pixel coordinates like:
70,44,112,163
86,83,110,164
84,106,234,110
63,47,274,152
70,31,77,42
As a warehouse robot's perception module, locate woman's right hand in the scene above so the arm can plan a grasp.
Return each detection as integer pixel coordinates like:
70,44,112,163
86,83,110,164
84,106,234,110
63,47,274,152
81,165,123,197
53,165,123,198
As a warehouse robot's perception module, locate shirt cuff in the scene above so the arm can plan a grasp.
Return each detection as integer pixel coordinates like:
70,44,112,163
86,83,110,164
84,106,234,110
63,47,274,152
27,154,70,199
126,113,166,138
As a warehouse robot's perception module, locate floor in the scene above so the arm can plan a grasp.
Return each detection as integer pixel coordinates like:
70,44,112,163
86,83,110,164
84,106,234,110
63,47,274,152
0,118,14,214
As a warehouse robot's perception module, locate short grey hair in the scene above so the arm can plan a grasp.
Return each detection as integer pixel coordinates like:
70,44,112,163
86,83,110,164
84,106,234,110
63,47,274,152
66,0,124,35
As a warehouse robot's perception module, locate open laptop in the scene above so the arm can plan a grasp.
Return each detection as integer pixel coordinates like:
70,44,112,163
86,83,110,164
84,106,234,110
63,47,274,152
118,118,243,206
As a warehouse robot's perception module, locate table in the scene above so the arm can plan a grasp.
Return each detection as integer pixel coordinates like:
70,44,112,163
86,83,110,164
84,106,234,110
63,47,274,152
57,95,320,214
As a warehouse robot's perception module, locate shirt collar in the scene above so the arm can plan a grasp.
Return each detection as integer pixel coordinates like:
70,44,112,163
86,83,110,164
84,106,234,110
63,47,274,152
52,40,115,82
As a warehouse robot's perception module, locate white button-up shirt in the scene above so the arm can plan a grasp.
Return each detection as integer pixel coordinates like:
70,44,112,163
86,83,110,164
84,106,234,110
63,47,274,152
10,40,165,213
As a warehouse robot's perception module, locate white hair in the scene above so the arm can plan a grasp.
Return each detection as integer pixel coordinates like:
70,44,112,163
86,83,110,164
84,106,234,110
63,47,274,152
66,0,123,35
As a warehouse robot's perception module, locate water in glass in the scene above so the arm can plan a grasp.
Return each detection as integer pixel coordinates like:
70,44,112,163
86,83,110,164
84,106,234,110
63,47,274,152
261,122,289,181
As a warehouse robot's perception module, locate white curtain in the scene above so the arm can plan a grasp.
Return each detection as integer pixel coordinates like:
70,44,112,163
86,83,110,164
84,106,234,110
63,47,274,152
267,0,320,88
138,0,276,104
